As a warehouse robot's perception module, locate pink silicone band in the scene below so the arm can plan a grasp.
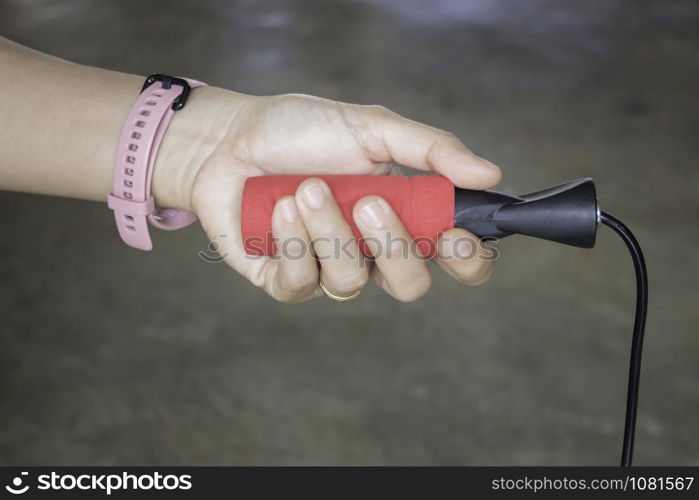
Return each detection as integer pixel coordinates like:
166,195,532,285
109,77,205,250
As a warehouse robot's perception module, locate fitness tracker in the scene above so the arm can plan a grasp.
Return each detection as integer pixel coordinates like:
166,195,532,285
107,74,206,250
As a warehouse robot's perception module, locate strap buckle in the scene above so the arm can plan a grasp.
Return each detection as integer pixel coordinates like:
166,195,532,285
141,73,191,111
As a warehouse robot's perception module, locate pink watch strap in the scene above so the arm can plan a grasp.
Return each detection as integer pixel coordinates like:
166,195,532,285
108,75,206,250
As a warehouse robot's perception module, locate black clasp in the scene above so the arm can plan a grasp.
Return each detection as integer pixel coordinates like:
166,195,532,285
141,74,191,111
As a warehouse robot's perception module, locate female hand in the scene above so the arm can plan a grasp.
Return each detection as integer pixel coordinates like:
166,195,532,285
165,92,503,302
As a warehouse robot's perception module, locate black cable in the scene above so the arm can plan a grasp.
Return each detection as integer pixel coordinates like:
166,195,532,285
600,212,648,467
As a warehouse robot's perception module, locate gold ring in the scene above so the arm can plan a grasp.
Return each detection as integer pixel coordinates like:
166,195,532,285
319,281,362,302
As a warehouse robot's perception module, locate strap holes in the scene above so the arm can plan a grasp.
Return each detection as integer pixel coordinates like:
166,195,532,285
124,180,133,188
152,93,162,97
126,155,136,164
139,110,151,117
145,100,157,106
124,215,134,222
123,192,133,199
126,225,136,232
128,144,138,152
135,120,146,128
124,167,134,176
131,132,142,140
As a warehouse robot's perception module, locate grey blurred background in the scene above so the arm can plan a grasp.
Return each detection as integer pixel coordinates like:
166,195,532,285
0,0,697,465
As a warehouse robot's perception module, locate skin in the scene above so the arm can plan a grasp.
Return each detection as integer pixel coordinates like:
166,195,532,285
0,37,501,303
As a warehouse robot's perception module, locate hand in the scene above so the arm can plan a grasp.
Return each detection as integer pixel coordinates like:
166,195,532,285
167,92,502,302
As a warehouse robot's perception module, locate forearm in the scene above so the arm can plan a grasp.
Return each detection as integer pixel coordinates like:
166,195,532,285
0,37,244,211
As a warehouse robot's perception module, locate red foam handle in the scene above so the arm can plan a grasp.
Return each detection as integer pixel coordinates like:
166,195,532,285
242,175,455,258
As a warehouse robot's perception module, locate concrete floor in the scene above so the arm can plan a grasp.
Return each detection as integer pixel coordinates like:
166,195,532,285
0,0,697,465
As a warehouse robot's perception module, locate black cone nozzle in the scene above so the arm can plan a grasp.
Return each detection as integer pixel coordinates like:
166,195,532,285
454,178,599,248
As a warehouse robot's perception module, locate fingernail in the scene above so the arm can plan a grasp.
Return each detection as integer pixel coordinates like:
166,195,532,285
279,198,298,223
358,201,386,229
302,182,326,209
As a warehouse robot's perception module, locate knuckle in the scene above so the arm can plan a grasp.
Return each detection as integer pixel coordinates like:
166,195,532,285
441,130,457,140
271,292,310,304
271,295,289,303
385,237,410,260
438,130,461,146
270,291,294,304
392,275,431,302
456,265,480,283
285,276,318,295
281,238,307,259
310,227,349,250
331,269,368,294
459,261,493,285
367,104,388,113
365,104,395,118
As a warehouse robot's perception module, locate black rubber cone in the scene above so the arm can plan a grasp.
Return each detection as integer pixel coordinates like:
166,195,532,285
493,178,598,248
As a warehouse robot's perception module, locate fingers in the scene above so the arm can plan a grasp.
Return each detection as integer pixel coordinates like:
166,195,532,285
295,178,370,297
344,104,501,190
353,196,432,302
269,196,320,302
436,227,495,286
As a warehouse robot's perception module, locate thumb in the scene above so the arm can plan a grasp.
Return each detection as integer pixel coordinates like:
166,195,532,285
345,104,501,190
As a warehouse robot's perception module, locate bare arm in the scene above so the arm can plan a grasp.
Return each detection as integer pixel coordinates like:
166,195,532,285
0,36,242,210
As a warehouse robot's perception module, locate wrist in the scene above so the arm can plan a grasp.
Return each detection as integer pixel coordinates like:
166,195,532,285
151,85,250,212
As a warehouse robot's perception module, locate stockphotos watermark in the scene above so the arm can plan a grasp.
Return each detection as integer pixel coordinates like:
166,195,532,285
199,232,500,264
4,470,192,495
